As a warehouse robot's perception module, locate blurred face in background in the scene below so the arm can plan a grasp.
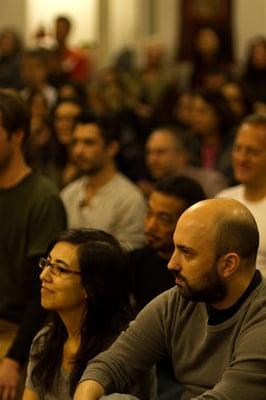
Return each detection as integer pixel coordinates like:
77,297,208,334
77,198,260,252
222,82,245,120
146,130,187,179
232,122,266,187
195,28,220,58
54,101,82,146
250,41,266,69
190,95,219,137
173,92,193,128
144,190,186,259
21,55,47,88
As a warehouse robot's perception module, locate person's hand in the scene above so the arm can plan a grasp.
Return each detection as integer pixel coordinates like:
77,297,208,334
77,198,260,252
0,358,20,400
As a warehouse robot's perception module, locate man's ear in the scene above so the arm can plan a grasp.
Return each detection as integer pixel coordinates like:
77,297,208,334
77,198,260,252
107,140,120,158
218,252,240,279
11,129,25,147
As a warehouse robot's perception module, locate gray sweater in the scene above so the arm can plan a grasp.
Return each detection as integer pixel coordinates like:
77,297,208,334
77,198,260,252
80,281,266,399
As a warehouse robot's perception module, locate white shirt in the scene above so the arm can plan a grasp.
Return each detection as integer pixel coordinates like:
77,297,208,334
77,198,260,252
217,184,266,277
61,173,146,251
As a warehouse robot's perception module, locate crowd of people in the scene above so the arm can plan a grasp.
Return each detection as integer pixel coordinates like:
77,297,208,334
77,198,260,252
0,15,266,400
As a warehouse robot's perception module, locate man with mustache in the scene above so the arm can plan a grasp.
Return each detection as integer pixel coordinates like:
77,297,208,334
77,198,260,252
130,175,205,399
73,198,266,400
61,112,146,251
131,175,205,312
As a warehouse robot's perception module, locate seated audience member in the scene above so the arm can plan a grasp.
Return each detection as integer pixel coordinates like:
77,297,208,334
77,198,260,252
0,90,66,399
220,79,252,124
241,36,266,107
217,114,266,277
74,198,266,400
22,229,155,400
131,176,205,399
0,27,23,89
189,25,232,89
50,98,83,188
142,125,228,198
61,112,146,251
20,49,57,109
131,175,205,311
172,90,193,130
25,90,55,176
189,89,235,178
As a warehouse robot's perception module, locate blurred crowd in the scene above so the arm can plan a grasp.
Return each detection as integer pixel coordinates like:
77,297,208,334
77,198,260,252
1,16,266,399
0,18,266,193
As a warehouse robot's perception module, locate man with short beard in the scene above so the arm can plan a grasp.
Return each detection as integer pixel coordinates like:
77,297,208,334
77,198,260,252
74,198,266,400
130,175,205,399
61,112,146,251
130,175,205,311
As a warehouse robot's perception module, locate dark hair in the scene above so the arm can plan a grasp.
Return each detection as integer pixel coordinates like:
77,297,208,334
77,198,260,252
56,15,72,31
155,175,206,208
31,228,134,396
221,79,253,118
0,27,23,53
150,124,190,151
75,111,121,145
51,98,84,167
215,213,259,266
0,89,30,144
193,88,236,135
244,36,266,73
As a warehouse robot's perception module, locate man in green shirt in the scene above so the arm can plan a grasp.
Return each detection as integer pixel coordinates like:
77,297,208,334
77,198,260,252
0,90,66,399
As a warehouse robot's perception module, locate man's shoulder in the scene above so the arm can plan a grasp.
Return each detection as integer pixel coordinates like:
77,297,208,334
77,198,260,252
13,173,60,197
61,177,85,198
216,184,243,199
111,173,145,200
30,173,59,192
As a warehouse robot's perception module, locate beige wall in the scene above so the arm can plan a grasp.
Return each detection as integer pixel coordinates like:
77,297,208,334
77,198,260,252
234,0,266,61
1,0,266,64
0,0,26,36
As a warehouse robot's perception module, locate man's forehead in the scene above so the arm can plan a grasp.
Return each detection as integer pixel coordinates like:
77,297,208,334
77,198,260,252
175,205,215,234
56,102,81,115
237,123,266,141
149,191,186,213
75,123,102,138
147,130,177,147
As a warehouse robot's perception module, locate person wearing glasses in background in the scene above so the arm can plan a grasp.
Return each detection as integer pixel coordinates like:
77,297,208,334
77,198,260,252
22,229,156,400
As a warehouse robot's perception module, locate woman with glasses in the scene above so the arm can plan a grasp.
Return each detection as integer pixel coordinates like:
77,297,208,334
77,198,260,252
22,228,154,399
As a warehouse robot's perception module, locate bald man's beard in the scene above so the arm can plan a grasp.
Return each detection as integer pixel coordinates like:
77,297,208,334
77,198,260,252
172,263,227,304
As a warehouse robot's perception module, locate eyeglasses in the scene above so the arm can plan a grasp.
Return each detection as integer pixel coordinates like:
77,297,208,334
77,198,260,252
38,257,81,277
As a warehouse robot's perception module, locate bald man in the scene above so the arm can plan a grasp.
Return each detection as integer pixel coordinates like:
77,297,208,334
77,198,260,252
74,199,266,400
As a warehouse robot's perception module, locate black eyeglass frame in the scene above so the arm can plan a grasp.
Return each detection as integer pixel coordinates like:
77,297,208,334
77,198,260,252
38,257,81,277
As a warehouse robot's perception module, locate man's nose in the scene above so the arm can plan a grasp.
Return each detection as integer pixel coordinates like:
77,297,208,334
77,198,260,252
167,249,181,271
145,215,158,230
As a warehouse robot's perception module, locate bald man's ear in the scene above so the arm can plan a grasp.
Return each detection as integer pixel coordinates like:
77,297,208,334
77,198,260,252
218,252,240,279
